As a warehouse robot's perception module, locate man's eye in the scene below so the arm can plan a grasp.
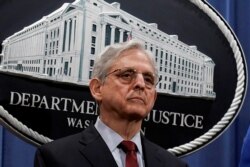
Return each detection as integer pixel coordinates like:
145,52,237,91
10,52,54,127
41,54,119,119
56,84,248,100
144,75,154,85
119,70,135,79
121,71,133,77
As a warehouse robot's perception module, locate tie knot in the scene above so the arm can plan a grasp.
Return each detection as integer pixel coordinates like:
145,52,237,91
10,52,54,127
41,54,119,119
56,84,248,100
119,141,137,153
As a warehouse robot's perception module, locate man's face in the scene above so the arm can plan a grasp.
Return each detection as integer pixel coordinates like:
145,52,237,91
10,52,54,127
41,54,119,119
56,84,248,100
97,48,157,121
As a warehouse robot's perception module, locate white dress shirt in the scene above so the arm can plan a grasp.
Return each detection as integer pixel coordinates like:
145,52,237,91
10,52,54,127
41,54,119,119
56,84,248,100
95,117,144,167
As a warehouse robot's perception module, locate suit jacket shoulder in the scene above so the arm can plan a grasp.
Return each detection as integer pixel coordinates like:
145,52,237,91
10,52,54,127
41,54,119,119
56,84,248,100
142,136,188,167
34,125,118,167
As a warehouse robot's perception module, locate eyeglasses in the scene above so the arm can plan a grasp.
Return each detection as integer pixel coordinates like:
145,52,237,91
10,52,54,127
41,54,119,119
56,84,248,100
105,67,159,89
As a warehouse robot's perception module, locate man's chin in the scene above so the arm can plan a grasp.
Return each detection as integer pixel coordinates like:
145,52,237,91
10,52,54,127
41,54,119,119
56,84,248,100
126,110,148,121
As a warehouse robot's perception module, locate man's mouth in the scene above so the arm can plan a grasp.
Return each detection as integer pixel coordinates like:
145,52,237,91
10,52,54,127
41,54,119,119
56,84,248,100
128,97,145,104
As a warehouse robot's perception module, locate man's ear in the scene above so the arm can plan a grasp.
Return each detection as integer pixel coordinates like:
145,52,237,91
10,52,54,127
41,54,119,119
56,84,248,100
89,78,103,102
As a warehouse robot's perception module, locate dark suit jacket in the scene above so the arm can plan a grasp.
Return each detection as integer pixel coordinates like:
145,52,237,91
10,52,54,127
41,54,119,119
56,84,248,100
34,125,188,167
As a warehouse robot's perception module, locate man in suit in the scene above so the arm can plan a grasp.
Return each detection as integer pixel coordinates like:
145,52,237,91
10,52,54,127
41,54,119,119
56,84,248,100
34,39,188,167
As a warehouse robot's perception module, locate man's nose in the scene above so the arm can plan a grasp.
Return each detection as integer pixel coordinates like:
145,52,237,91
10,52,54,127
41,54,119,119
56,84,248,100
133,73,146,89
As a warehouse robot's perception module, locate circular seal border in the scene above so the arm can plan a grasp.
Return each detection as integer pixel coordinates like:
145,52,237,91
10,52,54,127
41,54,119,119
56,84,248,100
0,0,247,157
167,0,247,156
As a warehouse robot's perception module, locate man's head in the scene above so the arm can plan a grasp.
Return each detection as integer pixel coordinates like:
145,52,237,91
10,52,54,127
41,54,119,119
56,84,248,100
89,39,158,121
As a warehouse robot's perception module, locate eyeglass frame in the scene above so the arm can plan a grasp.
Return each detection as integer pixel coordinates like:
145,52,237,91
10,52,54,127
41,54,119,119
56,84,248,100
104,67,160,89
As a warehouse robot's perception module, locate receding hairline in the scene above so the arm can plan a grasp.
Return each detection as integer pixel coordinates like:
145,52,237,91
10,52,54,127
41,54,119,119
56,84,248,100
115,47,153,64
106,47,155,75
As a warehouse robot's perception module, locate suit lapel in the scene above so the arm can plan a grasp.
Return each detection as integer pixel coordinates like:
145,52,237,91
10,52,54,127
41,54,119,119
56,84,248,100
142,136,163,167
78,125,118,167
78,125,165,167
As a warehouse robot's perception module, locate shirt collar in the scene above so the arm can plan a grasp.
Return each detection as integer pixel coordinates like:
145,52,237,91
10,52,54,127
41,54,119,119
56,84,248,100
94,117,143,154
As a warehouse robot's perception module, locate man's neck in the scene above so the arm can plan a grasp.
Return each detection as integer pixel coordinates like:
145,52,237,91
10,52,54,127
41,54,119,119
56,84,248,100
99,115,142,140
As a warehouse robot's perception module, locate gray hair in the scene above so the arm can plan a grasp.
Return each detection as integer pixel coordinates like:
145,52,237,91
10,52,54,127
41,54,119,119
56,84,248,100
92,39,158,81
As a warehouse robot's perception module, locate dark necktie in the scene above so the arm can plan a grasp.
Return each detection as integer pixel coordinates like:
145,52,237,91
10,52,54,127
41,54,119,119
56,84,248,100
119,140,139,167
